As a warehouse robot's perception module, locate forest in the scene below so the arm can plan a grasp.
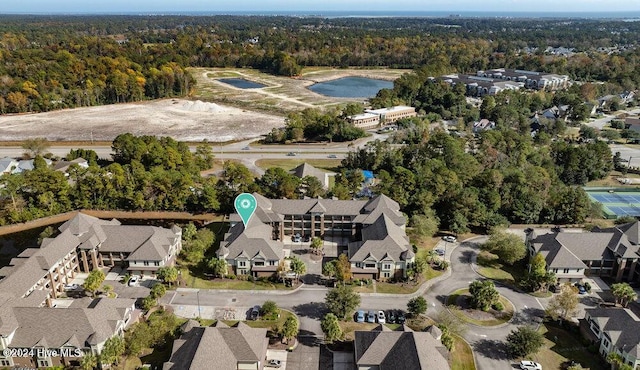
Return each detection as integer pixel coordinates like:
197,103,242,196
0,128,612,232
1,15,640,113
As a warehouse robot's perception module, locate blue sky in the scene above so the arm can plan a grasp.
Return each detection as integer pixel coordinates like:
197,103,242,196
1,0,636,14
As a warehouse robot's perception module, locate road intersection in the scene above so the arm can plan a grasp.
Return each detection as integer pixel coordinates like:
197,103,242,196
165,237,549,370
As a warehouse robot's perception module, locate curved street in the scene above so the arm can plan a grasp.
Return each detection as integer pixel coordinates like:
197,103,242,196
166,237,548,370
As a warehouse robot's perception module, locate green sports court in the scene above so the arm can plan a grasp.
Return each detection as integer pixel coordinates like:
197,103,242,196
585,188,640,219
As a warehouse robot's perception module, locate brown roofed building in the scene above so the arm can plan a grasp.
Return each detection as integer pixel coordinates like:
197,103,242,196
164,320,268,370
223,193,411,280
354,325,450,370
525,221,640,283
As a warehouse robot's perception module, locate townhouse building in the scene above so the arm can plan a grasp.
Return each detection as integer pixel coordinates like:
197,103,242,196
220,193,414,280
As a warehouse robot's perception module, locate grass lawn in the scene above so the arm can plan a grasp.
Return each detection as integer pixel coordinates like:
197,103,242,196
180,268,293,290
451,334,476,370
527,323,607,370
446,288,514,327
376,280,425,294
255,158,342,172
476,251,523,286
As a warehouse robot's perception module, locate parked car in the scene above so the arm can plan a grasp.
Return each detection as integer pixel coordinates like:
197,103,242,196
442,235,457,243
242,146,250,150
287,152,296,156
387,310,396,324
292,233,301,242
519,360,542,370
434,248,445,256
577,284,587,295
302,235,311,242
250,305,260,320
395,310,406,324
64,283,80,291
267,359,282,368
367,311,376,323
356,310,366,323
328,154,337,158
377,310,386,324
128,276,139,287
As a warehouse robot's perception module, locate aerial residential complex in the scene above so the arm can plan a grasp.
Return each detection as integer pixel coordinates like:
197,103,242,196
220,193,414,280
0,212,182,368
584,307,640,369
439,68,570,96
525,221,640,283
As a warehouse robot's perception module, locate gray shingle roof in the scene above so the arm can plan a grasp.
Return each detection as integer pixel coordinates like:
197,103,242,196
219,219,283,261
290,163,331,188
10,297,133,349
165,322,268,370
349,214,412,263
354,326,450,370
586,307,640,358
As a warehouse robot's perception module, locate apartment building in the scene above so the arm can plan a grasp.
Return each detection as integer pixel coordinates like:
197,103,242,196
221,193,413,280
585,307,640,369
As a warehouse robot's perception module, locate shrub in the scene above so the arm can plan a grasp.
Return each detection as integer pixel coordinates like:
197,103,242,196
492,302,504,311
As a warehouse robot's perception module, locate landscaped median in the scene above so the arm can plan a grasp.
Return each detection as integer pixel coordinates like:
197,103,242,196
446,288,515,327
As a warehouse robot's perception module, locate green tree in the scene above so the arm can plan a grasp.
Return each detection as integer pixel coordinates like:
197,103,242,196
611,283,638,307
142,295,157,311
410,211,439,239
323,260,337,278
207,257,228,278
157,266,178,287
407,296,428,316
281,316,299,344
438,325,454,351
310,237,323,255
483,230,527,265
321,313,343,343
289,256,306,283
261,300,279,320
101,284,113,297
100,336,125,366
325,285,361,320
83,269,106,297
182,223,197,241
546,285,579,323
80,353,98,370
469,280,500,311
150,283,167,299
506,326,545,358
524,252,556,292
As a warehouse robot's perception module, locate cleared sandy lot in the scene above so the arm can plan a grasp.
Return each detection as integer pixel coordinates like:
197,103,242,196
0,68,409,143
0,99,285,142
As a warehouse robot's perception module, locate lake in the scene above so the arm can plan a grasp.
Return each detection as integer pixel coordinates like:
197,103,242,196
218,78,266,89
308,77,393,98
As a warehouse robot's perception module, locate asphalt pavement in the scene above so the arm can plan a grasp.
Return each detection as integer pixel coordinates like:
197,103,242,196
166,236,552,370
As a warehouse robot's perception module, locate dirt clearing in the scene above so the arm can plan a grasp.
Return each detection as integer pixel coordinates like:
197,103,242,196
0,99,285,142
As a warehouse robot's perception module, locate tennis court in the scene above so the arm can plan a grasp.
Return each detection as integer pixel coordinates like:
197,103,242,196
586,188,640,218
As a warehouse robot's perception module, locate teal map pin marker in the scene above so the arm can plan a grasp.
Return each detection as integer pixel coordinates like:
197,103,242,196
234,193,257,227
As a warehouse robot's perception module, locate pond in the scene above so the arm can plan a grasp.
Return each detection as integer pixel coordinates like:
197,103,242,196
308,77,393,98
218,78,266,89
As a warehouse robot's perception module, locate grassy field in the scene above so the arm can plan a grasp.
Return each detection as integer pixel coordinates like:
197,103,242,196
255,158,342,172
527,323,607,370
227,309,297,330
451,334,476,370
446,288,514,327
476,250,525,286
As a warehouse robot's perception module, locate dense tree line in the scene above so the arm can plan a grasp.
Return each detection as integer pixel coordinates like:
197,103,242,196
0,134,217,224
264,106,366,143
341,129,607,233
2,15,640,113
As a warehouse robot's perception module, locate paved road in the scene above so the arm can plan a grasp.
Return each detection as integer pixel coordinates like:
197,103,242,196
167,237,549,370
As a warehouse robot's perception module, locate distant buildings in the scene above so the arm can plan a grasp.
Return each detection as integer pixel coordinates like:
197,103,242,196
439,68,569,97
347,105,417,129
